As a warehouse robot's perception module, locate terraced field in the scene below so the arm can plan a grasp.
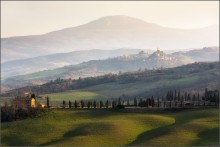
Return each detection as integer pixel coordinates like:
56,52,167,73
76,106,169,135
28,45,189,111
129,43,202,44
1,108,219,146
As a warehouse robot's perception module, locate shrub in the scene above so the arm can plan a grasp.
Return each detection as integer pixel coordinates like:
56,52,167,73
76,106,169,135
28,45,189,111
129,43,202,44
116,105,125,109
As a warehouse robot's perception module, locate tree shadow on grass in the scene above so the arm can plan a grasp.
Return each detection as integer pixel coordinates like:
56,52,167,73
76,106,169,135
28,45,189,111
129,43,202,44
2,134,30,146
127,111,211,146
127,123,174,146
192,127,219,146
39,122,113,146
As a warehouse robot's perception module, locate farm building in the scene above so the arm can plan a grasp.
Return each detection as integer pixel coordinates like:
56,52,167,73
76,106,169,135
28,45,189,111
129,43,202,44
12,93,36,110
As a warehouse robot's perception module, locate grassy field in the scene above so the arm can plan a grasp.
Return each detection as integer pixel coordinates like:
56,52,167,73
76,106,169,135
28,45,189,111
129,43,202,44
39,90,108,107
1,108,219,146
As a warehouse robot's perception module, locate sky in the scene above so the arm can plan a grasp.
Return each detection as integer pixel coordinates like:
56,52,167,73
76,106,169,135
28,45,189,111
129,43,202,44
1,1,219,38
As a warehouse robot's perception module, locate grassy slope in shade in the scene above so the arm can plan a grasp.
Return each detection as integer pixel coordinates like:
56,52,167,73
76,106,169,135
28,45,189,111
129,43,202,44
39,74,201,104
1,108,219,146
39,90,108,106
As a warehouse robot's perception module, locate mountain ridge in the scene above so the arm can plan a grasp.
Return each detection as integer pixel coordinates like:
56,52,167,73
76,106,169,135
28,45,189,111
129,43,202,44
2,15,218,62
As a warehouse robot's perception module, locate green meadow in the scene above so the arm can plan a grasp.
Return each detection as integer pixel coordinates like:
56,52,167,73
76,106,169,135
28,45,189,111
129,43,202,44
1,108,219,146
40,90,108,104
38,74,201,106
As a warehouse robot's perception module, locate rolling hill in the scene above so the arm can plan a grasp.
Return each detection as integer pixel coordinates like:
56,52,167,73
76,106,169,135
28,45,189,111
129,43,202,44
1,108,219,146
2,46,218,78
1,49,192,90
2,15,218,62
1,48,146,78
4,62,219,100
2,47,219,91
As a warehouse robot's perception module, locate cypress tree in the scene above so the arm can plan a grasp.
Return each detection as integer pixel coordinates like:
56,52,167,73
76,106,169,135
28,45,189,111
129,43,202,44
106,100,109,108
74,100,78,108
185,92,187,101
134,97,137,107
100,100,103,108
151,96,154,107
87,101,91,109
81,100,85,108
178,90,180,101
193,94,196,106
138,98,143,107
118,98,121,105
174,90,177,101
181,96,184,107
46,96,50,108
63,100,66,108
157,97,160,108
69,100,72,108
93,101,97,108
127,99,130,106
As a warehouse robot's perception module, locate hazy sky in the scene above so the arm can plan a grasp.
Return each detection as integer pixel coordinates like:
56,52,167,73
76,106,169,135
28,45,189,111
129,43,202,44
1,1,219,38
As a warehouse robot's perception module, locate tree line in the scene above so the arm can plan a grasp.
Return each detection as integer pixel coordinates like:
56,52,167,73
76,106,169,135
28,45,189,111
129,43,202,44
52,88,219,109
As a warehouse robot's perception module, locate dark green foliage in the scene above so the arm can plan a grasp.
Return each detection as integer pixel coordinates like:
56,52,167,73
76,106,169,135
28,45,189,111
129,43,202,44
31,93,36,98
138,98,143,107
157,97,160,108
100,100,103,108
112,101,116,108
178,90,180,101
1,106,47,122
127,99,130,106
185,92,187,101
116,105,125,109
46,96,50,108
87,101,91,108
80,100,85,108
174,90,177,101
118,98,121,105
69,100,72,108
74,100,78,108
93,101,96,108
151,97,155,107
193,94,196,106
1,106,15,122
105,100,109,108
134,97,137,107
62,100,66,108
187,94,191,101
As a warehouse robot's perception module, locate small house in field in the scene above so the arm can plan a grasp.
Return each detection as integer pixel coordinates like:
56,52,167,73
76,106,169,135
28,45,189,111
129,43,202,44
12,93,37,110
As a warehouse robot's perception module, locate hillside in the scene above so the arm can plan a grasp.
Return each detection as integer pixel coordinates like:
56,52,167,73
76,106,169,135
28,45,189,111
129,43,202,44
2,46,218,78
1,108,219,146
4,62,219,99
1,49,144,78
2,47,219,91
2,15,219,62
1,49,191,90
172,47,219,62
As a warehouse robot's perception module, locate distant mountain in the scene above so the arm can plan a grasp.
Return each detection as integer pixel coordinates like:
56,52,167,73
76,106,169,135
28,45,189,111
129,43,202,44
1,48,148,78
2,15,219,62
